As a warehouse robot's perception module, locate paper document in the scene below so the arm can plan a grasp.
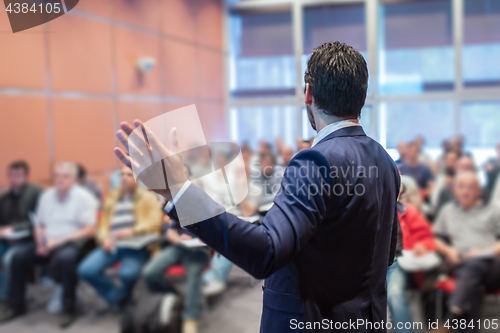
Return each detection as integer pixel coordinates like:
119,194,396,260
180,238,206,248
117,233,159,250
0,229,30,241
398,250,441,272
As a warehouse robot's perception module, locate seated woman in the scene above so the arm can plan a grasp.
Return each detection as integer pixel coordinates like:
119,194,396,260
387,189,436,333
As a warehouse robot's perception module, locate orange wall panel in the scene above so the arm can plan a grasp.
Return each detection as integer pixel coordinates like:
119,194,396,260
48,15,114,94
117,100,163,125
198,49,224,101
0,0,225,190
0,96,51,186
197,102,226,142
52,98,116,173
76,0,112,17
113,0,162,32
0,13,46,89
162,39,198,98
115,28,161,96
196,0,224,50
162,0,197,42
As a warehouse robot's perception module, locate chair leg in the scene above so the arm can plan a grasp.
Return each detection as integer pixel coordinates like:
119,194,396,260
436,290,443,321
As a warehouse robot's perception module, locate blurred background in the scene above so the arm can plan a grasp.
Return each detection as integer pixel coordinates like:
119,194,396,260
1,0,499,188
1,0,500,333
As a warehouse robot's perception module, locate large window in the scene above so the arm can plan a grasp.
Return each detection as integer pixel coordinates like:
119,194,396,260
463,0,500,87
229,9,296,98
382,101,455,149
226,0,500,159
461,101,500,147
230,105,297,149
379,0,454,95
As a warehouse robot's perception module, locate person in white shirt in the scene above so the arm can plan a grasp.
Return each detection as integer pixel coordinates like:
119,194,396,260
0,162,98,328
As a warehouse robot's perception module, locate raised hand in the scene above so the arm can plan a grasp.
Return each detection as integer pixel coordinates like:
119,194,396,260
114,119,186,201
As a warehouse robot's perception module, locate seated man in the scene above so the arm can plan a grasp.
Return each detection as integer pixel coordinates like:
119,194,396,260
0,161,42,303
398,141,434,200
142,210,210,333
0,162,98,328
78,166,162,310
433,171,500,332
435,155,476,215
387,198,435,333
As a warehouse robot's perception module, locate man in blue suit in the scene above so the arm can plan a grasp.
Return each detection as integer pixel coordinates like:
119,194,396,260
115,42,400,332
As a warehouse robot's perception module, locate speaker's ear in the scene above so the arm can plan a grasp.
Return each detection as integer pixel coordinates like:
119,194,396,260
4,0,79,33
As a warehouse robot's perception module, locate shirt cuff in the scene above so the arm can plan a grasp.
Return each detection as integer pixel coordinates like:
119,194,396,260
164,180,192,213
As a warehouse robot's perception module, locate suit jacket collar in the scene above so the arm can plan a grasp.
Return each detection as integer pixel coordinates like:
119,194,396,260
314,126,367,146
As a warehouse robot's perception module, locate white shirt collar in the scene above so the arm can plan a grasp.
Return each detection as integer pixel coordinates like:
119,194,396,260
311,119,361,147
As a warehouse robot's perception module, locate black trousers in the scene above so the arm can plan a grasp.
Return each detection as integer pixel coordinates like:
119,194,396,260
8,242,84,313
449,257,500,315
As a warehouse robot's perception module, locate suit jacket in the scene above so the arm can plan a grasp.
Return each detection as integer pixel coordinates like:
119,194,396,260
168,126,400,332
0,183,42,234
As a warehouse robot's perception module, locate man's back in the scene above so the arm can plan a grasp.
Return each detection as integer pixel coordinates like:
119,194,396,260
260,126,400,332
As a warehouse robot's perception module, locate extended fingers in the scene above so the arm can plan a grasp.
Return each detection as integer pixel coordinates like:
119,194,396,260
133,119,172,157
120,121,136,136
114,147,132,168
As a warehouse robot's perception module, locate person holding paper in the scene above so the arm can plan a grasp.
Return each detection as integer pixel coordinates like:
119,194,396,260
387,189,436,333
78,166,162,311
0,161,42,304
433,171,500,332
0,162,98,328
116,42,401,333
142,165,210,333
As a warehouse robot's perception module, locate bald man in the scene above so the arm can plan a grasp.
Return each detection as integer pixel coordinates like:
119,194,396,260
434,155,476,215
433,172,500,332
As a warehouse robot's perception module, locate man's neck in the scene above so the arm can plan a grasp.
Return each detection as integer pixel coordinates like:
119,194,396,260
10,184,25,195
57,187,71,201
459,201,479,212
315,113,357,133
405,158,419,167
122,188,135,197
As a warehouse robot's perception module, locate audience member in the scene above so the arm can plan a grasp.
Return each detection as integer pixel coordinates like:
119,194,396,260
399,175,424,212
398,141,434,199
76,164,103,204
435,155,476,215
249,152,283,208
0,161,42,304
387,198,435,333
415,136,432,166
78,166,162,311
396,141,408,164
280,146,294,167
429,150,459,216
142,214,210,333
297,139,312,152
433,172,500,332
483,143,500,204
0,162,98,328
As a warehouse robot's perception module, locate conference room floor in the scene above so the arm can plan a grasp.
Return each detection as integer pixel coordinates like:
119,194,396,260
1,265,262,333
3,265,500,333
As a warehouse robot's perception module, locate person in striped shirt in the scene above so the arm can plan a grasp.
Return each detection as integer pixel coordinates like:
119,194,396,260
78,166,163,311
